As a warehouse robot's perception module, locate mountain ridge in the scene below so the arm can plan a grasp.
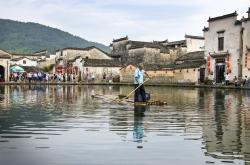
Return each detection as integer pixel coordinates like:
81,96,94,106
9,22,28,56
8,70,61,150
0,19,110,54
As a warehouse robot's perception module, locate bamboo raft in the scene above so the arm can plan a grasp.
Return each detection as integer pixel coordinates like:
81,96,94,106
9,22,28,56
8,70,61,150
91,94,167,106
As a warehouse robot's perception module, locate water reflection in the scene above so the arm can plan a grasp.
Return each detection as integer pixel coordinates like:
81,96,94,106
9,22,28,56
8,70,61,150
0,85,250,164
133,105,149,143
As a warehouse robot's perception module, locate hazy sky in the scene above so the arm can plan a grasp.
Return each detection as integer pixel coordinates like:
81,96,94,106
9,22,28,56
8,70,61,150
0,0,249,45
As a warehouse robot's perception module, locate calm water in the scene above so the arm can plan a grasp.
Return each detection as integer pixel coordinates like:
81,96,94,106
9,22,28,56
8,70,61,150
0,85,250,165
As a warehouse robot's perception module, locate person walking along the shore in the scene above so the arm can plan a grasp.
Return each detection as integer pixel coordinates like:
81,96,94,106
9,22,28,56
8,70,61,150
134,63,150,102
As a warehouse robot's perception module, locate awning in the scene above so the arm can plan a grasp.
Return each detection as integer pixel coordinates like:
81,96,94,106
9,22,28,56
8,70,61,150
210,52,229,58
10,65,25,73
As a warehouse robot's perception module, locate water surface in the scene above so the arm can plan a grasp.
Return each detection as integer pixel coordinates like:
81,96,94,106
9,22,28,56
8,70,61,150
0,85,250,165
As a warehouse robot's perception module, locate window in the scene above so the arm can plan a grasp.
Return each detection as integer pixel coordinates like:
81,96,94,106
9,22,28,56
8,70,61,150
218,32,224,51
23,60,26,64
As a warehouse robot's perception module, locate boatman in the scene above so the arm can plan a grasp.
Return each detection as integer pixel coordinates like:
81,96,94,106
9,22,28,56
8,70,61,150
134,63,150,102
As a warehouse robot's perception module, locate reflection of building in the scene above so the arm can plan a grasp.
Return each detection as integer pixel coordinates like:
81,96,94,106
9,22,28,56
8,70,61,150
200,89,250,162
0,86,10,107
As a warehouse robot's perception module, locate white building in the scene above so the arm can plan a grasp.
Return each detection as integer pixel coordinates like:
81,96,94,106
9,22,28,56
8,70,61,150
0,49,11,82
10,57,37,67
242,8,250,77
204,11,243,83
185,35,204,52
55,46,111,74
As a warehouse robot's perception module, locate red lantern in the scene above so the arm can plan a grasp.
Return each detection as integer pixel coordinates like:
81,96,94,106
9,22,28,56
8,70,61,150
207,55,211,73
226,55,231,73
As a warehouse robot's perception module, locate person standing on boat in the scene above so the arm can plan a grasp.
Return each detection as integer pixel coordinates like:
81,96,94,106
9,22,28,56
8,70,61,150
134,63,150,102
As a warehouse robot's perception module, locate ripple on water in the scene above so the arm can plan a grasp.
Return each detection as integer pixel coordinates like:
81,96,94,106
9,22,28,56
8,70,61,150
0,86,249,165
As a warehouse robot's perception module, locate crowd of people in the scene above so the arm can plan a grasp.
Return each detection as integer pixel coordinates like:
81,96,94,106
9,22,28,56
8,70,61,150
9,72,115,83
224,72,249,87
10,72,51,82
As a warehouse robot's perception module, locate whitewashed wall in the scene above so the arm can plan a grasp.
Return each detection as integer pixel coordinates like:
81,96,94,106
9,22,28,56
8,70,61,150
83,66,120,80
204,16,241,80
186,37,204,52
10,58,37,67
0,59,10,82
242,20,250,77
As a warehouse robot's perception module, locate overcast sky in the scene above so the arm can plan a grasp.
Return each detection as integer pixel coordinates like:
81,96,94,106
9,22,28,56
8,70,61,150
0,0,249,45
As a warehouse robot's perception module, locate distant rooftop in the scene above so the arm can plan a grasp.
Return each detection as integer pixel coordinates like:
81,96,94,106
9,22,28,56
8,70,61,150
247,7,250,13
113,36,128,42
33,49,48,54
56,46,109,55
208,11,237,22
128,41,162,50
185,34,204,40
166,40,186,46
175,51,205,61
0,49,12,59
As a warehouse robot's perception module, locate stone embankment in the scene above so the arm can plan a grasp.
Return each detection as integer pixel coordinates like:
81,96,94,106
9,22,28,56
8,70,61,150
0,82,250,90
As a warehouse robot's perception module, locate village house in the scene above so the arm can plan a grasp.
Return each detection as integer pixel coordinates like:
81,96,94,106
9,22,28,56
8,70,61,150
82,58,122,82
203,9,250,83
115,35,205,84
156,34,204,61
165,51,206,84
10,57,37,67
110,35,204,66
120,64,174,84
110,36,170,65
0,49,11,82
120,51,206,84
54,46,121,82
37,54,56,71
12,50,48,61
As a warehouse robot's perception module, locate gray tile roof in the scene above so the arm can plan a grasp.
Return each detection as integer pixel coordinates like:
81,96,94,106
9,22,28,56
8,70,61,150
185,34,204,40
11,57,35,61
176,51,205,61
247,7,250,13
163,51,206,69
55,46,109,55
203,27,209,32
210,52,229,58
128,41,161,50
128,41,169,53
0,49,11,59
68,56,81,62
172,60,206,69
84,59,122,67
166,40,186,46
208,11,237,22
113,36,128,42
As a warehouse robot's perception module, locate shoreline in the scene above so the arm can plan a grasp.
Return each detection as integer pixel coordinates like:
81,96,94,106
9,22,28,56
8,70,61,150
0,82,249,90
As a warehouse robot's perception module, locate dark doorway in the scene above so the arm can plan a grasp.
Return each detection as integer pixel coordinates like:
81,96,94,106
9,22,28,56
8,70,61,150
0,65,4,82
199,68,205,83
216,64,225,83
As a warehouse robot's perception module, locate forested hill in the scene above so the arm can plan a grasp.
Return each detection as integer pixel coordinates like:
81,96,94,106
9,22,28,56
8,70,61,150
0,19,110,54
